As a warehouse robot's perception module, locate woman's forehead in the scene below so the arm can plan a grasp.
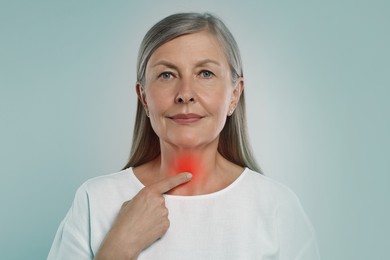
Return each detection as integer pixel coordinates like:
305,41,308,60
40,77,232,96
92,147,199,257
148,31,228,67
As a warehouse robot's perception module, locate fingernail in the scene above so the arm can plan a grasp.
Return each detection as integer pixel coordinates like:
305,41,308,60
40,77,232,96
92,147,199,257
186,173,192,179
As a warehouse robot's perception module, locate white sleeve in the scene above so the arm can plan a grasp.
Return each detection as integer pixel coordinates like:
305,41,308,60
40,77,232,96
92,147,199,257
276,191,321,260
47,184,93,260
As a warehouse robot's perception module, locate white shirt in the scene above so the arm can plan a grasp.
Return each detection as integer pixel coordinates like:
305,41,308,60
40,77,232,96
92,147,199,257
48,168,321,259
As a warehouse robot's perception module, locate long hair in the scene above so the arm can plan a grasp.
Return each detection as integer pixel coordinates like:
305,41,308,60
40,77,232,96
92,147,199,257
123,12,262,173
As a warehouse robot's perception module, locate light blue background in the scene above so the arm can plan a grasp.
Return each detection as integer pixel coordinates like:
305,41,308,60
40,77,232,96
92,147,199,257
1,1,389,259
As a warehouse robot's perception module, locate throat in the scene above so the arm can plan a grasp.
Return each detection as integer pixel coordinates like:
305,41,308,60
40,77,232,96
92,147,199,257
161,151,243,196
173,153,203,178
166,151,211,194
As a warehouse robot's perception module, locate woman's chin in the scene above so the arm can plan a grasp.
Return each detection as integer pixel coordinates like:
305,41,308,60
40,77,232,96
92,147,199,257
165,137,212,149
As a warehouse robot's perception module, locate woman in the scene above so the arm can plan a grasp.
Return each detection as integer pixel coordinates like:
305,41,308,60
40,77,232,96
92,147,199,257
48,13,320,259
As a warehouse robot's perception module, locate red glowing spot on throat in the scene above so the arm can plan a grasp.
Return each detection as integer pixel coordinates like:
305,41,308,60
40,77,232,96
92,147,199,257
174,154,202,179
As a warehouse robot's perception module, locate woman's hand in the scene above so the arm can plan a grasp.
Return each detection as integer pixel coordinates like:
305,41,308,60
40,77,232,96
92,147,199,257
95,172,192,260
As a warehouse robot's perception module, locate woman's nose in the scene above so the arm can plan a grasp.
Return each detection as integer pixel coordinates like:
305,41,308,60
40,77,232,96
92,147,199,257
175,78,196,104
176,95,195,104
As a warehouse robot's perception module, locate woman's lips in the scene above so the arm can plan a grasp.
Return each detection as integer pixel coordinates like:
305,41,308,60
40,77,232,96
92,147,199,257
168,113,204,124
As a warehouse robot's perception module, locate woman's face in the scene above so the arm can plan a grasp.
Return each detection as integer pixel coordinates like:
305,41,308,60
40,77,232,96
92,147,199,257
138,30,243,149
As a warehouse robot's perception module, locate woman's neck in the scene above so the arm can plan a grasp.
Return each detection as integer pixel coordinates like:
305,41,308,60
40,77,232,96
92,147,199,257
155,142,243,195
160,146,217,179
134,140,244,196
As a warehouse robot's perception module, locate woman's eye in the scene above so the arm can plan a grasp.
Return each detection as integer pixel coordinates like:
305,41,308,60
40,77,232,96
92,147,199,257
200,70,214,79
159,72,174,80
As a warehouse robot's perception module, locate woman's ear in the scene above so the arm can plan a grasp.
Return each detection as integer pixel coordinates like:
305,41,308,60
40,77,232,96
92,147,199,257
136,82,147,108
229,78,244,115
136,82,150,117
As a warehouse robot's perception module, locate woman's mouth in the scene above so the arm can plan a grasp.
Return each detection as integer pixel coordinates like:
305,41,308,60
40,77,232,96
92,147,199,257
168,113,204,124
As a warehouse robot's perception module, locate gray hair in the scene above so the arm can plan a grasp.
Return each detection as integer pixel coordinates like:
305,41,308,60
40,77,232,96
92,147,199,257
123,12,262,173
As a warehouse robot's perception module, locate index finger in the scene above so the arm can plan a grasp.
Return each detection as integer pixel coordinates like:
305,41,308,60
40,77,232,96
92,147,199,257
152,172,192,194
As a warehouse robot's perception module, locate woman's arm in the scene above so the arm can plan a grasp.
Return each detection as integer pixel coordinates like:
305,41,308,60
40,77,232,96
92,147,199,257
275,190,321,260
48,184,93,259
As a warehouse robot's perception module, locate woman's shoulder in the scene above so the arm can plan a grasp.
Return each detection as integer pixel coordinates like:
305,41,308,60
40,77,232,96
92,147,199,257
244,169,318,247
76,168,142,198
243,168,304,208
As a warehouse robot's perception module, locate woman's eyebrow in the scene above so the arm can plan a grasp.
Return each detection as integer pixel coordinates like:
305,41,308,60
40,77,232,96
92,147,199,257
195,59,221,67
151,60,178,69
151,59,221,69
